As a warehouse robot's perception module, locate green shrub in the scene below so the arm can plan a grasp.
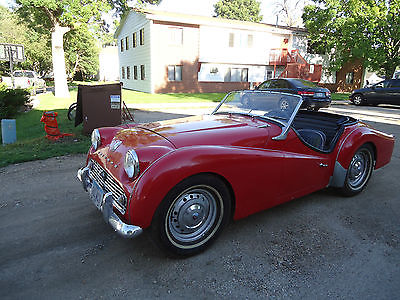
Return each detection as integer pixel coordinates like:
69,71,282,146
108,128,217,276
0,83,30,119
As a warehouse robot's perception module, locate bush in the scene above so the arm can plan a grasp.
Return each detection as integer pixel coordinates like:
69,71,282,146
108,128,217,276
0,83,30,119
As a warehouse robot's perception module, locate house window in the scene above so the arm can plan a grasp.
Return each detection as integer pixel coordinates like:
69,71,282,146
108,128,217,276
229,33,234,47
133,32,137,48
210,67,218,74
225,68,248,82
121,66,125,79
120,39,124,52
126,66,130,79
140,28,144,45
125,36,129,50
134,66,138,80
265,70,273,80
168,65,182,81
345,72,354,84
140,65,145,80
169,27,183,45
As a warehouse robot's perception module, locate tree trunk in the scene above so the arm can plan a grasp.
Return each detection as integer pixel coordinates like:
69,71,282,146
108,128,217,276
52,24,70,98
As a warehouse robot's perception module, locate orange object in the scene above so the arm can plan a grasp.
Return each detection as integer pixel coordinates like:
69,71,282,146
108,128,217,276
40,111,73,140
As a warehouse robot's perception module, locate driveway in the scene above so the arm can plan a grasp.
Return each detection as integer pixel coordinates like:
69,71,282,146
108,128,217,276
0,103,399,299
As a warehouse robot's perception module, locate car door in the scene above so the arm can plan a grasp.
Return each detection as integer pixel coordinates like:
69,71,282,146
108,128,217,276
388,80,400,104
370,80,391,103
276,129,332,201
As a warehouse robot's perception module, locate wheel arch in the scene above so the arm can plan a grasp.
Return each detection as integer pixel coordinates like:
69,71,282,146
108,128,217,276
129,146,243,229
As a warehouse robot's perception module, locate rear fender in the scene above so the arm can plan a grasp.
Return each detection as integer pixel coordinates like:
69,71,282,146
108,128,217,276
329,125,394,187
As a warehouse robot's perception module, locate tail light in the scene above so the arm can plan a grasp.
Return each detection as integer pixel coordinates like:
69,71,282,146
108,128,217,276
27,79,31,85
297,91,314,96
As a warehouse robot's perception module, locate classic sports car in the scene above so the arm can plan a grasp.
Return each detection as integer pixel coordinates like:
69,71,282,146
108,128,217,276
77,91,394,256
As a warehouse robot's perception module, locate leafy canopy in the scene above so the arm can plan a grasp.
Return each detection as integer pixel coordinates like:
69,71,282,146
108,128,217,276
214,0,263,23
303,0,400,78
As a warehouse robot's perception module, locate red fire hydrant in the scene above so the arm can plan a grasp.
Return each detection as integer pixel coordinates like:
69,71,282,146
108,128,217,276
40,111,72,140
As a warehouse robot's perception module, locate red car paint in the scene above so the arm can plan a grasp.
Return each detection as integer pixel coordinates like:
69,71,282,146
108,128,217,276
87,112,394,229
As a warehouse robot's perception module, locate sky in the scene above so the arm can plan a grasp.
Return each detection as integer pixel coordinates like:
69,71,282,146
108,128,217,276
0,0,308,27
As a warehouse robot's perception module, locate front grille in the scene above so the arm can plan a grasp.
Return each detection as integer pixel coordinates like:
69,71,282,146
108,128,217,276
89,159,127,214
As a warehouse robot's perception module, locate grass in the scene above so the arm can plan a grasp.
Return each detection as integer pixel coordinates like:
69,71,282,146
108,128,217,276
0,90,89,168
331,93,350,101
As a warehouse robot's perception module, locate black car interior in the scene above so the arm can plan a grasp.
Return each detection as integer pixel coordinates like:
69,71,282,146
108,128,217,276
291,110,357,153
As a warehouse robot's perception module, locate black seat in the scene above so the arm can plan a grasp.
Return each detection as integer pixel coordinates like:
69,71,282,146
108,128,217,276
297,129,327,149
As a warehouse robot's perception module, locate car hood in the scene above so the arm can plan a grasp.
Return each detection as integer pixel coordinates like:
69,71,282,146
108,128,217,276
136,114,271,149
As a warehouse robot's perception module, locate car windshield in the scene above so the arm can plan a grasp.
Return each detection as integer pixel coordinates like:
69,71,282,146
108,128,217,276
212,90,302,125
13,71,24,77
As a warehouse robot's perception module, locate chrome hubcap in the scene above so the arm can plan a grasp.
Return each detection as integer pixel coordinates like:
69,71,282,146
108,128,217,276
353,95,362,105
280,100,289,110
348,150,371,189
167,186,220,245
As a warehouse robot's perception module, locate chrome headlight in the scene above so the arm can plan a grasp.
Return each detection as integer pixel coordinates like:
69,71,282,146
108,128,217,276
91,129,101,150
124,150,140,179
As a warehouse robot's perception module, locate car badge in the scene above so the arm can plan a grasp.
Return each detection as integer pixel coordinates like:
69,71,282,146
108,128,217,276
110,140,122,152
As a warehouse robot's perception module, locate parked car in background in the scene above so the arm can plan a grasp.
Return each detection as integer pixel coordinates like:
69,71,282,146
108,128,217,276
77,90,394,256
1,70,46,93
350,79,400,106
253,78,331,111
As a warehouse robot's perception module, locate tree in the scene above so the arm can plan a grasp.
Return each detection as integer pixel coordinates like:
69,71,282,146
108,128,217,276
16,0,112,97
64,27,99,81
303,0,400,79
214,0,263,22
273,0,308,27
0,5,51,75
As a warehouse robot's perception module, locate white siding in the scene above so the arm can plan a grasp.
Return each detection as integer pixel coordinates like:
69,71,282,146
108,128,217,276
199,25,291,65
116,12,152,93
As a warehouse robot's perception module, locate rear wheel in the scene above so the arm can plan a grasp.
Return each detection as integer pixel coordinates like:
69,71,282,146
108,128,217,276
340,144,374,196
352,94,365,106
151,174,231,256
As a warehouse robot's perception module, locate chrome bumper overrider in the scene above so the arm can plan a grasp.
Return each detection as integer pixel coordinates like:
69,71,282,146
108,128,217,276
77,167,143,239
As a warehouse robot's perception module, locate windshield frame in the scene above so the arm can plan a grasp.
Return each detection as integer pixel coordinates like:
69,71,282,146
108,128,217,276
212,90,303,141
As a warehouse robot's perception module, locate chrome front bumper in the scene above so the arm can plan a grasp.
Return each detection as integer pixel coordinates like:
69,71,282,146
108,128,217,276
77,167,143,239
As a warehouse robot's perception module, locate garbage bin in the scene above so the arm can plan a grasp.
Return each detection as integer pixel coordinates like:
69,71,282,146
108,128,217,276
75,83,122,134
1,119,17,145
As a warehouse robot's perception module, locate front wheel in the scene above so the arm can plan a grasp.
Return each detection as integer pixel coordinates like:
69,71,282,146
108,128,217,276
151,174,231,256
340,144,374,196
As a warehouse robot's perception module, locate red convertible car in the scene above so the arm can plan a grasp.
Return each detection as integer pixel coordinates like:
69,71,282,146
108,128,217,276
77,91,394,256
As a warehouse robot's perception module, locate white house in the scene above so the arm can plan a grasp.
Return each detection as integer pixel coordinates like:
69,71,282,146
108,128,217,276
114,9,329,93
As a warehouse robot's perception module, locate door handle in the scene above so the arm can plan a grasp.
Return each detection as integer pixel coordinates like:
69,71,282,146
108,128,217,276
319,163,328,167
